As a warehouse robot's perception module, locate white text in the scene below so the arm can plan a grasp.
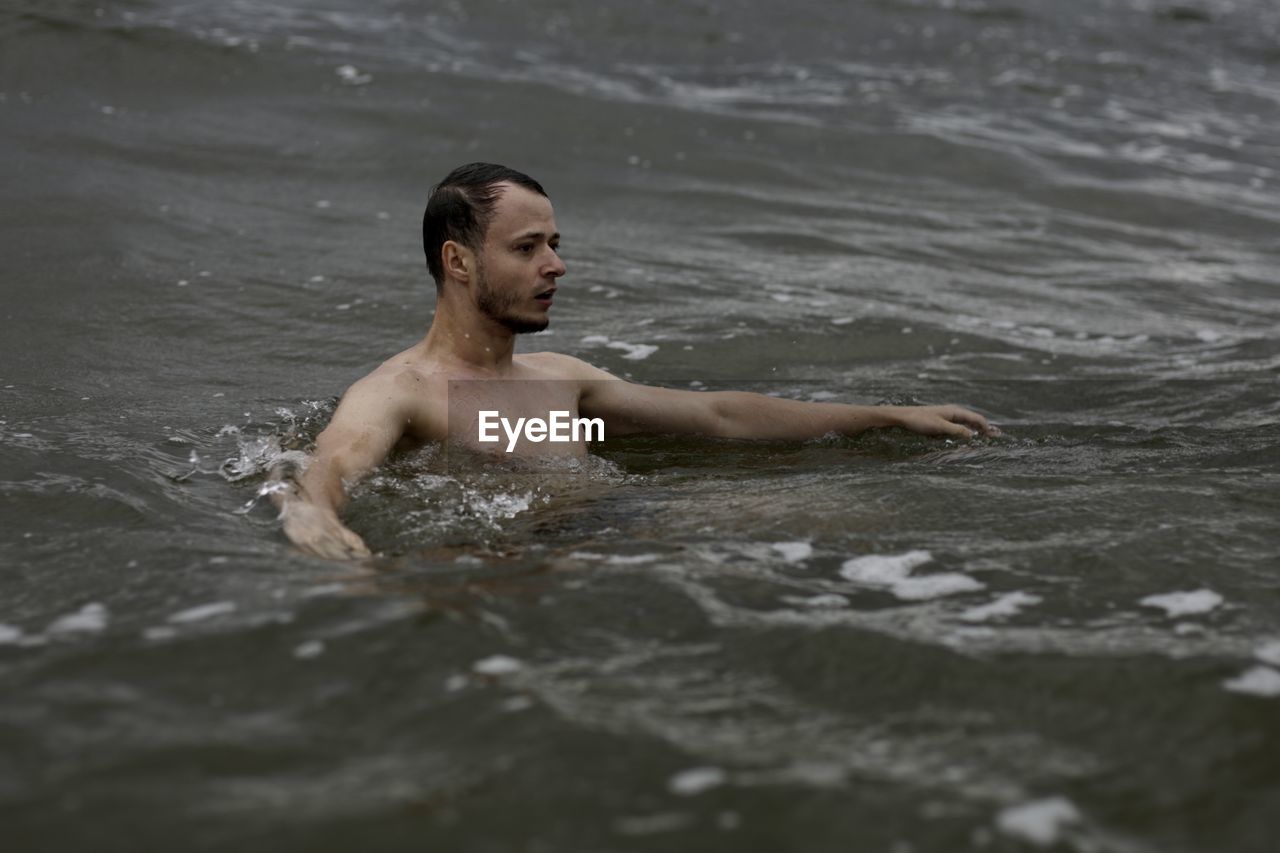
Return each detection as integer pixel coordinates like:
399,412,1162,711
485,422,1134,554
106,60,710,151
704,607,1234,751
477,410,604,452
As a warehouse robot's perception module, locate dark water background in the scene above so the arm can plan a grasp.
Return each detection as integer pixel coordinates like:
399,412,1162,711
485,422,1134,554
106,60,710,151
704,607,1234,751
2,0,1279,850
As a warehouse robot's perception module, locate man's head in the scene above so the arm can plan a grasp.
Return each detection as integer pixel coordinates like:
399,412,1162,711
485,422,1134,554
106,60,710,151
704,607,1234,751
423,163,549,287
423,163,564,334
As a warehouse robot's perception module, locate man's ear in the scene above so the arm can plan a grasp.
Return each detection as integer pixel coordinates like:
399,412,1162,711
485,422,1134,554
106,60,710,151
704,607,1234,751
441,240,474,284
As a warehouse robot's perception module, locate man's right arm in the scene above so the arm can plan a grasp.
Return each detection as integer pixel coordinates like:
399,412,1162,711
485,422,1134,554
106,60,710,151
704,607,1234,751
273,373,412,559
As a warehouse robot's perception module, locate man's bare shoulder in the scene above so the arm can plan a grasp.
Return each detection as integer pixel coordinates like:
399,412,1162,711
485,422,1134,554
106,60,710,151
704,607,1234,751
517,350,620,382
353,355,449,400
331,354,449,442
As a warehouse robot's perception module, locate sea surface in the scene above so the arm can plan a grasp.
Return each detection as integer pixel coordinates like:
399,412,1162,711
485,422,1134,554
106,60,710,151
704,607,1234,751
2,0,1279,850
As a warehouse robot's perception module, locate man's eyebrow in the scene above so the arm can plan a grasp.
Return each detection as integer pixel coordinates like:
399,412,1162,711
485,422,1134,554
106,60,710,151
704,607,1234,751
511,230,560,242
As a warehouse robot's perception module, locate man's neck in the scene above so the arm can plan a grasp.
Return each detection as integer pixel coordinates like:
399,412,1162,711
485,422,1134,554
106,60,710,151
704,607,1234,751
420,301,519,374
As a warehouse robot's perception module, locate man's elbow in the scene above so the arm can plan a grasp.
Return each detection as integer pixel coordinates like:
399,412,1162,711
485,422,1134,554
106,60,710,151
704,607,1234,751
705,392,747,438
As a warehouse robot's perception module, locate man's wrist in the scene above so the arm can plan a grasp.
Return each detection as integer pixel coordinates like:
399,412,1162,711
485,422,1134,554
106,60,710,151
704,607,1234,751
269,480,295,510
859,405,902,432
273,481,334,517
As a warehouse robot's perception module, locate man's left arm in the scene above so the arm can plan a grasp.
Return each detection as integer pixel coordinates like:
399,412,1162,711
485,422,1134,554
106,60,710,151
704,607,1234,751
570,360,998,441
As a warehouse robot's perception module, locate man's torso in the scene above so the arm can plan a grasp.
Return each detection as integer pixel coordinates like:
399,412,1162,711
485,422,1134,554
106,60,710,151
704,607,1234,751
376,350,592,458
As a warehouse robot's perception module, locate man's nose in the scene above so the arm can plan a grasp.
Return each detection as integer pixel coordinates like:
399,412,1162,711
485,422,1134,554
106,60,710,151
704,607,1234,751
545,249,566,278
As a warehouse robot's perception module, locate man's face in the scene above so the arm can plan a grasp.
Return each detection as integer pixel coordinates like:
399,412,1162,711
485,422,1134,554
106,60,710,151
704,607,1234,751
473,183,565,334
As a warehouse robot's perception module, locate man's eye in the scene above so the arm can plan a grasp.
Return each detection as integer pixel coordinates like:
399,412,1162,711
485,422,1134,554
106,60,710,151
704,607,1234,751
517,244,534,254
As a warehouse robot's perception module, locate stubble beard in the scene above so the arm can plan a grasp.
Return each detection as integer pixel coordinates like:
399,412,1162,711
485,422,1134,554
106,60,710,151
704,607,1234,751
475,260,549,334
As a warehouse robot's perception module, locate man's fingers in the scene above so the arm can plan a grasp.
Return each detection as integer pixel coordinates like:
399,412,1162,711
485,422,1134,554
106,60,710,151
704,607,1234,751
283,507,372,561
945,407,1000,437
297,530,369,561
897,406,1000,439
343,532,372,558
321,533,369,560
299,539,337,560
337,524,370,554
312,537,349,561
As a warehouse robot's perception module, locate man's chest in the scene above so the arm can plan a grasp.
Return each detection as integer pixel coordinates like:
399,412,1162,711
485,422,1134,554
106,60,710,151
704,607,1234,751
443,378,589,457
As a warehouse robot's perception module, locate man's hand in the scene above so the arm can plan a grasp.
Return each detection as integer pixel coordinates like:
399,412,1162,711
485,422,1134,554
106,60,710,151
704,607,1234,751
269,369,422,560
278,498,372,560
885,405,1000,439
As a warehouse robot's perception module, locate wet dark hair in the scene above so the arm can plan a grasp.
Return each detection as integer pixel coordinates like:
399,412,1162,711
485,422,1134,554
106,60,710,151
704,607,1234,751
422,162,548,288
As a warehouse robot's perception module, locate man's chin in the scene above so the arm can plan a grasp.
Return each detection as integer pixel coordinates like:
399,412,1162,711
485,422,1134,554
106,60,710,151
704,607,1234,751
501,315,550,335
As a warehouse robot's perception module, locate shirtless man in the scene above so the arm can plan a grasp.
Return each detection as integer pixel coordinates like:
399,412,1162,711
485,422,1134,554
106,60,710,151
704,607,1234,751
276,163,998,559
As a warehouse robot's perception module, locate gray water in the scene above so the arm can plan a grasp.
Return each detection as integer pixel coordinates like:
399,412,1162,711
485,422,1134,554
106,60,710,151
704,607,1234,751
2,0,1279,850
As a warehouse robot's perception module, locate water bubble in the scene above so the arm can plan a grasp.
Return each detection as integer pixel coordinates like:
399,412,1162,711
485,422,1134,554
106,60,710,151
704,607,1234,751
668,767,727,796
335,65,372,86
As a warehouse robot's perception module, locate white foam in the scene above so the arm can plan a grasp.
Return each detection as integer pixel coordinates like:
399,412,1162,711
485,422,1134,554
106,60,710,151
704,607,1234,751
840,550,934,585
0,624,24,644
335,64,372,85
168,601,236,624
771,541,812,563
780,594,849,609
473,654,523,676
840,550,983,601
893,574,984,601
668,766,727,796
293,640,325,660
1254,640,1280,667
610,554,660,565
1139,589,1222,617
580,334,658,361
299,583,348,598
607,341,658,361
567,551,660,565
961,592,1042,623
47,603,108,635
614,813,696,835
995,796,1081,846
1223,666,1280,698
469,490,533,520
501,696,534,713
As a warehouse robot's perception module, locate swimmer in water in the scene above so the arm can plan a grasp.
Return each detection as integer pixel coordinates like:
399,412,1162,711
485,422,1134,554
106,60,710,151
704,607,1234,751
275,163,999,558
